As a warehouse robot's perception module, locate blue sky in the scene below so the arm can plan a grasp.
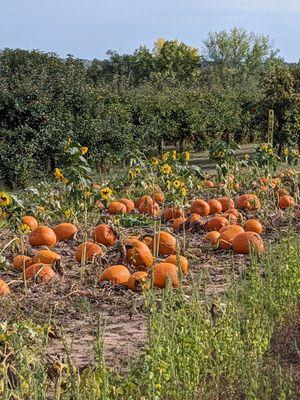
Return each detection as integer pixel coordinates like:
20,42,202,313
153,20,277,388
0,0,299,61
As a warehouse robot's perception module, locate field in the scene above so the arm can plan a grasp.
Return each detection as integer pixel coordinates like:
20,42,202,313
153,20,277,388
0,143,299,399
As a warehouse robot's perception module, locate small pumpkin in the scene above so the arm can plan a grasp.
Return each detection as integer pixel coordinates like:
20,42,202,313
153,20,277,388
126,271,149,291
32,250,61,266
99,265,130,285
25,263,56,283
153,232,177,256
172,217,187,231
125,239,154,270
208,199,223,215
119,198,135,213
153,262,179,288
204,231,220,246
75,242,103,263
22,216,38,231
139,196,160,216
217,197,235,211
165,254,188,275
203,179,215,188
219,226,245,250
277,188,289,196
163,206,183,221
94,224,116,246
54,223,77,241
154,192,165,203
232,232,264,254
189,199,210,216
13,255,33,270
206,216,228,232
0,279,11,295
29,226,57,247
108,201,127,215
278,195,295,210
244,219,263,234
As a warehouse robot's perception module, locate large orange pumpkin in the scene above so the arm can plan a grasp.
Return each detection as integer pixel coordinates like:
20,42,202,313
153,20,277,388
204,231,220,246
13,255,33,270
32,250,61,265
126,271,149,291
279,195,296,210
172,217,187,231
0,279,11,295
126,239,154,270
165,254,188,275
75,242,103,263
108,201,127,215
54,223,77,241
29,226,57,247
232,232,264,254
153,262,179,288
94,224,116,246
208,199,223,215
99,265,130,285
153,232,177,256
22,216,38,231
163,206,183,221
190,199,210,216
217,197,235,211
219,226,245,250
25,263,56,283
206,216,228,232
244,219,263,234
119,198,135,213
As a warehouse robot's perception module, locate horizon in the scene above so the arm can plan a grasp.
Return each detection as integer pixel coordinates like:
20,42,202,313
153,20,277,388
0,0,300,62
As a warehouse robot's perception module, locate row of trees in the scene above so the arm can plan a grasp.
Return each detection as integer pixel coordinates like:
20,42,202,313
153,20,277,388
0,28,299,187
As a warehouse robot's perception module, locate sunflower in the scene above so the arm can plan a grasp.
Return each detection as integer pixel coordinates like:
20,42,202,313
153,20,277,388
38,206,45,213
161,163,172,175
181,187,187,197
20,223,30,233
162,152,170,161
135,167,141,175
81,146,88,155
184,151,190,161
151,157,159,166
54,168,63,179
283,148,289,156
217,151,225,159
100,187,113,201
84,191,92,197
173,180,181,189
0,192,11,207
64,209,72,220
172,150,177,160
166,180,171,190
0,210,8,219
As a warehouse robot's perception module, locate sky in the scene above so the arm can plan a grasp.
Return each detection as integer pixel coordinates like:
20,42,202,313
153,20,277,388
0,0,299,62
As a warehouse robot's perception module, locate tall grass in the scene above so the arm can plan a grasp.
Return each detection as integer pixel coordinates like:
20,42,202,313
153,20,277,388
1,235,299,399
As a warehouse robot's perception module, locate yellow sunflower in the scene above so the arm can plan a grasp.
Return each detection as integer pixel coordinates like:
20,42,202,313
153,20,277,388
162,152,170,161
20,223,30,233
283,148,289,156
64,209,72,220
81,146,88,155
0,192,11,207
54,168,63,179
161,163,172,175
184,151,190,161
84,191,92,197
38,206,45,213
100,187,113,201
173,180,181,189
172,150,177,160
181,187,187,197
166,180,171,190
135,167,141,175
151,157,159,166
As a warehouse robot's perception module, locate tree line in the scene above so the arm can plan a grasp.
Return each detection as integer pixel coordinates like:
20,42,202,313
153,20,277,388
0,27,299,187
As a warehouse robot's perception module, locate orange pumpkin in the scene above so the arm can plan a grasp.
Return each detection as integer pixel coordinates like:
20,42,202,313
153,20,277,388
32,250,61,265
217,197,235,211
154,192,165,203
206,216,228,232
153,262,179,288
163,206,183,221
232,232,264,254
75,242,103,263
277,188,289,196
279,195,296,210
99,265,131,285
242,196,261,212
126,239,154,270
108,201,127,215
172,217,187,231
29,226,57,247
219,224,242,234
139,196,160,216
188,213,202,224
119,198,135,213
54,223,77,241
13,255,33,270
25,263,56,283
204,231,220,246
219,226,245,250
22,216,38,231
203,180,215,188
143,236,153,248
208,199,223,215
135,195,153,210
237,194,252,209
153,232,177,256
244,219,263,234
165,254,188,275
0,279,11,295
190,199,210,216
126,271,149,291
94,224,116,246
